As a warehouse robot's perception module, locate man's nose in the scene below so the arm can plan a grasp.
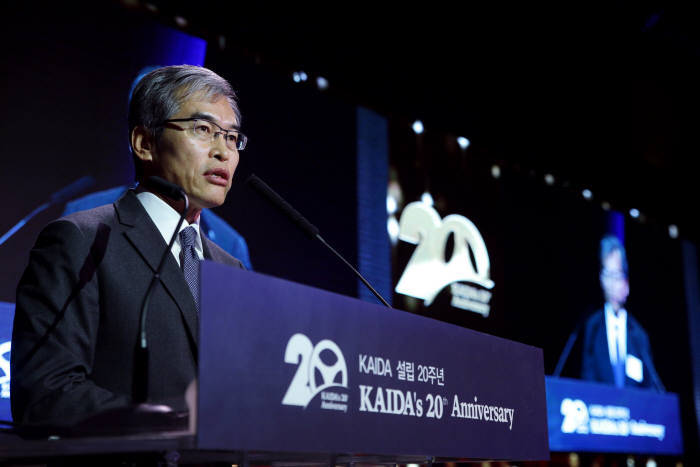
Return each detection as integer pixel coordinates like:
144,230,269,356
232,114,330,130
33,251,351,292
210,133,232,161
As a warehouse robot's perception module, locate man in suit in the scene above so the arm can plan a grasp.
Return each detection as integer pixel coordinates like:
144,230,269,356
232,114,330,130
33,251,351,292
581,235,664,391
11,65,246,426
60,65,253,270
62,185,253,270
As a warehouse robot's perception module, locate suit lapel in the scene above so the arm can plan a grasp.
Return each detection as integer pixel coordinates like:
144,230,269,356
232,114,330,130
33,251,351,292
201,232,213,260
597,312,616,384
201,231,223,262
114,191,199,353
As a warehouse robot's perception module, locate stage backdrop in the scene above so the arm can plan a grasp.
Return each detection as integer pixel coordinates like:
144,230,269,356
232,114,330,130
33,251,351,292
1,3,698,458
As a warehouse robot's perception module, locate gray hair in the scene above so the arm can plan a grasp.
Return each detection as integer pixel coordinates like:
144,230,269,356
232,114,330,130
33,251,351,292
600,234,629,277
128,65,240,178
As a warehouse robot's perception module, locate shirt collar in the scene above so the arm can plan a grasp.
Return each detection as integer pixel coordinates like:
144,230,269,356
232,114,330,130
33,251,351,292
604,302,627,322
136,190,203,254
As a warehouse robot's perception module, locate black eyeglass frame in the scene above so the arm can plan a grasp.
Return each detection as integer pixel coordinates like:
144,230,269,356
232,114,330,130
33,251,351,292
159,118,248,151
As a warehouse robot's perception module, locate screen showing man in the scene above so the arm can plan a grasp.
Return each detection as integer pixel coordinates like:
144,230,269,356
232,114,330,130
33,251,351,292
581,235,664,391
11,65,245,427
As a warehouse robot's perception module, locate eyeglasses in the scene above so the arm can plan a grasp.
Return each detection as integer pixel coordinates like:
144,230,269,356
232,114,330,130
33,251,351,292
160,118,248,151
601,269,626,281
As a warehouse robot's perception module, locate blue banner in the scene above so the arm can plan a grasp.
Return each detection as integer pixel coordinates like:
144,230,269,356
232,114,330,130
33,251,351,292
198,262,549,460
546,376,683,454
0,302,14,423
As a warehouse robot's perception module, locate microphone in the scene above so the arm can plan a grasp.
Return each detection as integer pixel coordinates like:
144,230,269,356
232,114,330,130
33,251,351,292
0,175,95,247
246,174,391,308
638,339,666,393
145,176,186,202
553,312,591,377
247,175,319,239
134,176,189,403
17,176,191,436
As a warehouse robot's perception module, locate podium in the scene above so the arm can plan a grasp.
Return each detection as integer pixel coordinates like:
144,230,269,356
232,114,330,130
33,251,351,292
545,376,683,455
0,262,549,464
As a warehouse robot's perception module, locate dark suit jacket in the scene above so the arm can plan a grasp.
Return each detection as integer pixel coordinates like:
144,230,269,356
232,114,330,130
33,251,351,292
62,185,253,270
11,190,243,426
581,308,661,390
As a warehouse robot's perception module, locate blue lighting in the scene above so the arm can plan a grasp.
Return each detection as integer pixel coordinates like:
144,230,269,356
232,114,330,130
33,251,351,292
156,25,206,66
412,120,424,135
669,225,679,239
316,76,329,90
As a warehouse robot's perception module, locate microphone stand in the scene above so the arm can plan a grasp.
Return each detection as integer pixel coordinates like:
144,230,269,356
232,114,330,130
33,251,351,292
639,343,666,393
315,234,390,308
133,177,189,403
247,174,391,308
64,177,190,437
553,312,592,377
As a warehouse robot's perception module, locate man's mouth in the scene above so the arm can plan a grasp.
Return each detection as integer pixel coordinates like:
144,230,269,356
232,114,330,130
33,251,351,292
204,168,230,186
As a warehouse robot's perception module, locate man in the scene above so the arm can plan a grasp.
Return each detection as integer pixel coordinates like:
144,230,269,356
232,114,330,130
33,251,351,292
61,65,253,270
581,235,663,391
62,186,253,270
11,65,245,427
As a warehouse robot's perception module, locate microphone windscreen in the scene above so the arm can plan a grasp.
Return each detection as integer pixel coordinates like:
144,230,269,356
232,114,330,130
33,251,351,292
147,176,185,201
246,174,320,238
49,176,96,204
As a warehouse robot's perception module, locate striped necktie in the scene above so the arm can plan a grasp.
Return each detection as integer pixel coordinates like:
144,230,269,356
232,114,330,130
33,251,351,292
179,226,200,312
614,324,625,387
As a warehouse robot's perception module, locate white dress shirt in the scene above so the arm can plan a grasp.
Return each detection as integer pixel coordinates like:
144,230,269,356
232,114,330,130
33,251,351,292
604,302,627,367
136,191,204,267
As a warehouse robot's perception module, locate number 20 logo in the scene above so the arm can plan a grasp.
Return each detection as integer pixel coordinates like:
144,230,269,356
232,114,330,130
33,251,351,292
281,334,348,408
395,202,494,305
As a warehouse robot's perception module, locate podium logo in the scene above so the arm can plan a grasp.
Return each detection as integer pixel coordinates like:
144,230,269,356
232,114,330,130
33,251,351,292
0,341,10,399
559,398,665,440
395,202,495,316
282,333,349,411
560,398,590,434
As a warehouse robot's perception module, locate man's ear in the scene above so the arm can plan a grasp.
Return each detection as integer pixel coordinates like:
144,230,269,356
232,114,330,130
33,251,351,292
131,126,155,162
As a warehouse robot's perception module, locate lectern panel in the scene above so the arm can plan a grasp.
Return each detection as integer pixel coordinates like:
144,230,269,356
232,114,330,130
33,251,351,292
198,261,548,460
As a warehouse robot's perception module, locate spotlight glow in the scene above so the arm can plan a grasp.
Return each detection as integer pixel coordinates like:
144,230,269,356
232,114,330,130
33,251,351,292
386,194,398,214
412,120,424,135
669,224,679,239
292,71,308,83
582,189,593,200
174,16,187,27
387,216,400,243
491,165,501,179
629,208,640,218
544,174,555,185
457,136,470,149
421,191,434,206
316,76,329,90
601,201,611,211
